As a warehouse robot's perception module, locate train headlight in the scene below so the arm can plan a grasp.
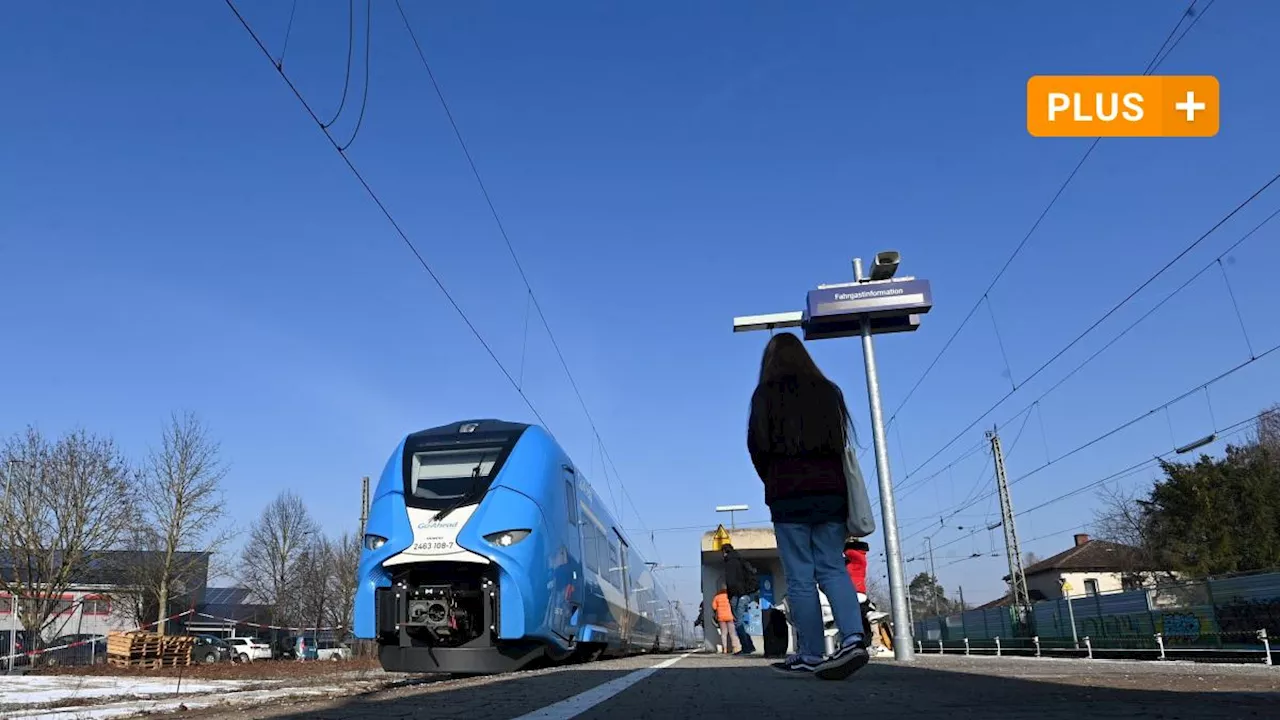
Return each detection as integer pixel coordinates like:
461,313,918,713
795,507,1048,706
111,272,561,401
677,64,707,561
483,529,531,547
364,534,388,551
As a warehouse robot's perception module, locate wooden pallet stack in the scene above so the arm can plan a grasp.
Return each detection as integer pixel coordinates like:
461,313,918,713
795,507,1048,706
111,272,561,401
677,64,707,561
106,631,195,668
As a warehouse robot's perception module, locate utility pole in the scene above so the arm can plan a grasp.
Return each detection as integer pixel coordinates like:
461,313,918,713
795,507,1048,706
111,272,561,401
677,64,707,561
359,476,370,535
925,535,939,617
988,428,1031,628
958,586,966,612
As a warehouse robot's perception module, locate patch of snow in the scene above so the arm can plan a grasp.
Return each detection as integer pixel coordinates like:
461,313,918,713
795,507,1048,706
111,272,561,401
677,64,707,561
0,675,261,711
6,680,393,720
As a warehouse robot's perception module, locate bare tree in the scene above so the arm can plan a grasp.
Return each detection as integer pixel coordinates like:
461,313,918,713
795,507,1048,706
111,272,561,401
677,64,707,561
132,412,234,634
240,490,318,630
117,524,165,628
865,574,891,611
295,536,337,635
1254,403,1280,451
1090,485,1149,549
0,427,135,645
1090,485,1180,586
326,530,361,634
1023,552,1043,567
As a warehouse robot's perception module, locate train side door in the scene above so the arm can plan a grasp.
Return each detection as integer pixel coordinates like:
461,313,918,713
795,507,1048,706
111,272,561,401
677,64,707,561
614,529,631,646
558,465,584,640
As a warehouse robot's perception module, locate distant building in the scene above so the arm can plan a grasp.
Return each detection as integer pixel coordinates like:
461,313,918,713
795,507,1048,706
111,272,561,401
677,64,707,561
1,550,268,641
978,534,1176,608
1016,534,1172,602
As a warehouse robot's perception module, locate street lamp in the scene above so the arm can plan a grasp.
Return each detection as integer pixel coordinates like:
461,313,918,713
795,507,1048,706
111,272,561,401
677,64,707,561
730,249,933,663
715,505,748,530
3,459,30,676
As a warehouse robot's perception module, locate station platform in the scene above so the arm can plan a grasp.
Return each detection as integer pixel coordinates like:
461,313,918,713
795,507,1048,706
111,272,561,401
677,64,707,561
172,652,1279,720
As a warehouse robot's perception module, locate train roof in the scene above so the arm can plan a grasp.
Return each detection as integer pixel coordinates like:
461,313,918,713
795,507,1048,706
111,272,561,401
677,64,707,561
405,419,532,444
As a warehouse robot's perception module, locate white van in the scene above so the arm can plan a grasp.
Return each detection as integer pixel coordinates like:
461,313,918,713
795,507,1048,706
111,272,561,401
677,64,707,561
225,636,272,662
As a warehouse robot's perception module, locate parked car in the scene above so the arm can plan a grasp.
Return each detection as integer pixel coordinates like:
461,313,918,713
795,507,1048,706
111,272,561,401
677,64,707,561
224,636,272,662
272,635,298,661
37,634,106,667
313,638,352,662
192,635,232,665
279,635,352,661
0,630,31,667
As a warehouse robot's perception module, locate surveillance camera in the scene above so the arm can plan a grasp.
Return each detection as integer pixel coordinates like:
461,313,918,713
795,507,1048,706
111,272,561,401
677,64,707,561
869,250,900,281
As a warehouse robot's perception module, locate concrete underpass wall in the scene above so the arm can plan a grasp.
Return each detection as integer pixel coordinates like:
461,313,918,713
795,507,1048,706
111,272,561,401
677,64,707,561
699,527,790,655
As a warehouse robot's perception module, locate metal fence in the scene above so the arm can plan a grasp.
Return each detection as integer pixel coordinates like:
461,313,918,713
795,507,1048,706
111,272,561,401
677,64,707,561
912,570,1280,663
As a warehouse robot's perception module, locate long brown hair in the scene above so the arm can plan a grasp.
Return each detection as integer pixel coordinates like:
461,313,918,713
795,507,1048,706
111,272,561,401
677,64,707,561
749,332,854,455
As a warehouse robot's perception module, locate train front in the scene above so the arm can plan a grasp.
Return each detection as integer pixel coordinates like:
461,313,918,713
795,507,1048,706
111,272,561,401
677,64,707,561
353,419,557,674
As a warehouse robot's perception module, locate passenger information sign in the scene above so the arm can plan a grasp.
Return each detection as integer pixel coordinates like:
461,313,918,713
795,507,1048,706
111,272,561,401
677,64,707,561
806,279,933,321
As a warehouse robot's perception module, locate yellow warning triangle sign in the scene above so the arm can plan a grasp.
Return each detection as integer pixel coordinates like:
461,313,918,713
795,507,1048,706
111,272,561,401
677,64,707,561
712,523,732,550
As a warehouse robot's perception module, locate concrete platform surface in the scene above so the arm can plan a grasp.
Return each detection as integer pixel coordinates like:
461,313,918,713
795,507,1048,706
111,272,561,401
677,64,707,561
173,652,1279,720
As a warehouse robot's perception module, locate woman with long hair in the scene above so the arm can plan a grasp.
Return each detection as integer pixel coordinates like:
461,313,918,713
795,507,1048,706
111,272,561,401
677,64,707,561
747,331,869,680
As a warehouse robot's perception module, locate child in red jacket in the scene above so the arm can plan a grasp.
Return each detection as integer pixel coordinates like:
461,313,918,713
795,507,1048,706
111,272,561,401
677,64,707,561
844,539,872,647
844,539,869,595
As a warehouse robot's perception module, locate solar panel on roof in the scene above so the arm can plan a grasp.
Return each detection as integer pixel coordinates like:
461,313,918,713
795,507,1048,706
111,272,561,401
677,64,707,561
203,587,251,605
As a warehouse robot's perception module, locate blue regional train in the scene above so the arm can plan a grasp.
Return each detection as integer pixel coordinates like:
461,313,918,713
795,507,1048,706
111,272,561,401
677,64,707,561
354,419,689,674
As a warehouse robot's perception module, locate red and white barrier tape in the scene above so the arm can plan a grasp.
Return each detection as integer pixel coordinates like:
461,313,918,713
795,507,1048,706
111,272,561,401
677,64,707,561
192,612,343,633
1,609,195,663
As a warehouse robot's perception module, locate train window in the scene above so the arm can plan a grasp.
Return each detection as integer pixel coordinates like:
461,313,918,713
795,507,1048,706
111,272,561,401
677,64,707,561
582,521,598,575
609,541,621,587
564,476,577,525
409,445,503,502
592,524,607,580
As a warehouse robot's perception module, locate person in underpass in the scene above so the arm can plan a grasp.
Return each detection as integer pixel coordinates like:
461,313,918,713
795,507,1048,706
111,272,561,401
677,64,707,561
720,544,759,655
747,331,871,680
712,580,738,654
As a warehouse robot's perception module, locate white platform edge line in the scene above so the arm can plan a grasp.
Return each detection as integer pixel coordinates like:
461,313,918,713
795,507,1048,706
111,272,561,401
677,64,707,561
508,653,692,720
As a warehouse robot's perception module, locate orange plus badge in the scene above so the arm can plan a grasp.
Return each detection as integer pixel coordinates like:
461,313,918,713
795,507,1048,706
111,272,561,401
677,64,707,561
1026,75,1219,138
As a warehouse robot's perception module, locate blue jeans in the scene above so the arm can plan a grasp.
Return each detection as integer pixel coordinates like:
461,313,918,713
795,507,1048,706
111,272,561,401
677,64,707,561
730,594,757,652
775,521,863,660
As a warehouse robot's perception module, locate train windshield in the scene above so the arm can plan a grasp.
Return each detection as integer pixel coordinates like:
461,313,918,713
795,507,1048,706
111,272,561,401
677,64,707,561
409,444,504,505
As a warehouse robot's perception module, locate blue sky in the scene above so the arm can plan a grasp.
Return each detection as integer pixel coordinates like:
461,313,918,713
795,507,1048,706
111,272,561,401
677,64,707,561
4,1,1280,614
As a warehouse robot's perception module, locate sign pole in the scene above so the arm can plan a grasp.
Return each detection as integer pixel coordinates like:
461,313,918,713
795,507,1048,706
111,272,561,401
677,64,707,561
1063,581,1079,648
731,249,930,663
860,312,914,662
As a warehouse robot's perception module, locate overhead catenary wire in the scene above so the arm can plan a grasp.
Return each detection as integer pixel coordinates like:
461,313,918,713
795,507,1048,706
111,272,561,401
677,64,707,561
883,0,1207,429
1216,259,1256,359
224,1,556,431
1146,0,1218,73
936,522,1093,571
895,173,1280,494
985,295,1016,391
322,0,355,129
898,404,1035,545
226,1,666,563
276,0,299,69
929,410,1260,563
962,204,1280,467
393,1,647,547
337,0,373,152
929,398,1270,556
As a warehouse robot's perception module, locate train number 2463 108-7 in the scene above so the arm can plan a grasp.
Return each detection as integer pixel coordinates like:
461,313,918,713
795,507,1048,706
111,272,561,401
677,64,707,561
413,540,455,552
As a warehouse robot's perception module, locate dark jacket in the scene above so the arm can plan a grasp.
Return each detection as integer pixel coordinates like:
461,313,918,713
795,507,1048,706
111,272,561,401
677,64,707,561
748,389,848,524
723,550,754,597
